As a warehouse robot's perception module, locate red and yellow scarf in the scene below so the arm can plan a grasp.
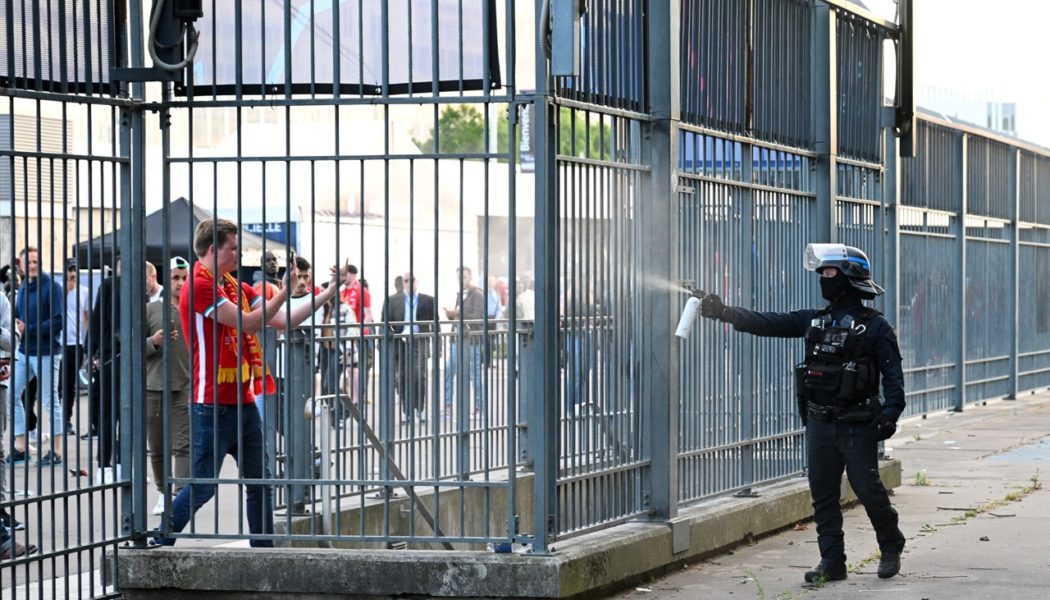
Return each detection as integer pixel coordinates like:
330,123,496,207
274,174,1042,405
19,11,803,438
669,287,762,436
198,264,276,396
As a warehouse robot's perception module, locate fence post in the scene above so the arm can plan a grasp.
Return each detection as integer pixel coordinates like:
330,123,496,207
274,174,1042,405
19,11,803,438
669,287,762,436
1008,148,1020,399
285,327,314,512
812,3,837,243
737,141,755,496
119,0,149,542
641,0,680,521
953,131,968,411
531,0,559,552
517,329,533,469
882,119,901,336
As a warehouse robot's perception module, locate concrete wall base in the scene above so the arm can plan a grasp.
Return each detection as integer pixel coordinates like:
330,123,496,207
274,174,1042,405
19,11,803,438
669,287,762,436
115,459,900,599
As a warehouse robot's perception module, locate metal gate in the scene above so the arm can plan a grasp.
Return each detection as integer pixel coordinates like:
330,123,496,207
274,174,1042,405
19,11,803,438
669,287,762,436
2,1,138,597
22,0,1050,597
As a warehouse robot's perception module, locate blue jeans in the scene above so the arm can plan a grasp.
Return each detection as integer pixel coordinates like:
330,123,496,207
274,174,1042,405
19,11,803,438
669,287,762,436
806,416,904,565
563,333,594,412
443,340,484,412
155,402,274,547
11,353,62,436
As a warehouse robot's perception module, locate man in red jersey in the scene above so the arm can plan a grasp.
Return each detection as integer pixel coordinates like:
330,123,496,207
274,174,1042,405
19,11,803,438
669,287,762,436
339,263,372,405
154,219,338,546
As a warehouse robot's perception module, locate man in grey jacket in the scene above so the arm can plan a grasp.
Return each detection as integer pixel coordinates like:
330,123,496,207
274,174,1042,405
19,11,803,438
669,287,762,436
143,258,192,516
442,267,487,419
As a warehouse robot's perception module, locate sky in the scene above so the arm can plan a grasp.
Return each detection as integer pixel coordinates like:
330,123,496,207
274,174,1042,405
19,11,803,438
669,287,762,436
865,0,1050,146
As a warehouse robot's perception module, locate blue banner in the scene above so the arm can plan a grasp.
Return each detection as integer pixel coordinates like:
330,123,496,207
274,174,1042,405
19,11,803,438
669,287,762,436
243,222,299,251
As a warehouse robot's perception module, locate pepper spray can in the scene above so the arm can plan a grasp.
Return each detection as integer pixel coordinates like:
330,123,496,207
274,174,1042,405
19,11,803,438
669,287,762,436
675,296,702,339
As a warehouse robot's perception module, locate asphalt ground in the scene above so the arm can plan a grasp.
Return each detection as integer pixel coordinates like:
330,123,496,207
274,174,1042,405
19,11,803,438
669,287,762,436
610,392,1050,600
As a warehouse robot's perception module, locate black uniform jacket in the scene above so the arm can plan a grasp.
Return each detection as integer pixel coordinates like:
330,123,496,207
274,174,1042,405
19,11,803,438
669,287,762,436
719,300,906,420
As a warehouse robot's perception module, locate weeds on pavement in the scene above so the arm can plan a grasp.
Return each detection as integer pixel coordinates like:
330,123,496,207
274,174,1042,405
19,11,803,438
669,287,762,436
950,470,1043,524
745,569,765,600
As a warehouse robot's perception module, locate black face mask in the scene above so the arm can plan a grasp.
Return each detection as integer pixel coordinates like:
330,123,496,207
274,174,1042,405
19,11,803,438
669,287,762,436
820,272,855,303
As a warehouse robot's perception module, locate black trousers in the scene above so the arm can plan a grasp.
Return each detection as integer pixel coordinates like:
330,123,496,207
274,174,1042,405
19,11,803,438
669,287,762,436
394,340,429,417
61,344,83,425
95,358,121,468
806,416,905,565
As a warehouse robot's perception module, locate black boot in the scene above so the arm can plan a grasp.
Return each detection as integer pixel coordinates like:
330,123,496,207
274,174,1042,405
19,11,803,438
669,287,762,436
804,560,847,583
877,552,901,579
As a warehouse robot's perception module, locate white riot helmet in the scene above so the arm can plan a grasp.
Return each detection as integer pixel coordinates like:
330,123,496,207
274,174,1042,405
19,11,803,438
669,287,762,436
804,243,884,299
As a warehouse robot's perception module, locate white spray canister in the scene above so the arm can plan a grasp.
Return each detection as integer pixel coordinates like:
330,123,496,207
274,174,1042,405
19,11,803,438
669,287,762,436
675,296,702,339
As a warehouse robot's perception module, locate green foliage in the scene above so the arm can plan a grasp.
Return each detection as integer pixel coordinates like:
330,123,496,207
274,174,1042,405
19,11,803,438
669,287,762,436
498,106,612,159
414,104,614,162
556,107,613,158
912,471,930,486
413,105,487,155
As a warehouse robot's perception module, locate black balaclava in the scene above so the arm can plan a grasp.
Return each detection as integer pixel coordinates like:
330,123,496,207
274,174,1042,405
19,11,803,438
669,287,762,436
820,271,859,304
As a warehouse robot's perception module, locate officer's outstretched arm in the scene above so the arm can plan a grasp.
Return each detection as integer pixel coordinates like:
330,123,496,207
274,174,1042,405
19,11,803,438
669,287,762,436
695,291,815,338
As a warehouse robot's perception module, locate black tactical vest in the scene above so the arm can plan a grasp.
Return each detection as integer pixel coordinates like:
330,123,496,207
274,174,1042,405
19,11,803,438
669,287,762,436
795,307,881,407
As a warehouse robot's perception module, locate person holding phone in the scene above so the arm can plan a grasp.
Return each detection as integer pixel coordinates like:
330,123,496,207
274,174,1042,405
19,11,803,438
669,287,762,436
143,257,192,516
443,267,486,420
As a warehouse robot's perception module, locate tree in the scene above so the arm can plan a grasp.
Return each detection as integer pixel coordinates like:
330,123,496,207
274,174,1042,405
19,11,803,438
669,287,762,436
415,104,613,161
413,105,486,154
556,107,613,159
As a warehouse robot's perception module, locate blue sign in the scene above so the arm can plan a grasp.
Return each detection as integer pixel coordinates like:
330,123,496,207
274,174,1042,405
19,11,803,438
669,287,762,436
244,222,299,250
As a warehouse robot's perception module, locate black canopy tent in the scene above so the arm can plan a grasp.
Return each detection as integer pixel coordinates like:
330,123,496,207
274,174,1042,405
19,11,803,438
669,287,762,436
72,197,279,271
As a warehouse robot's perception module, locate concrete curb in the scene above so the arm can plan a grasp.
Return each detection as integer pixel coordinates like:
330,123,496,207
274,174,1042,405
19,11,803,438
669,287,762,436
116,459,899,599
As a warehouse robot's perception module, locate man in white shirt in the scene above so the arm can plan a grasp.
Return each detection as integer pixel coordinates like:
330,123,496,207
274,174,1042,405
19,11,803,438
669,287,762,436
61,263,90,434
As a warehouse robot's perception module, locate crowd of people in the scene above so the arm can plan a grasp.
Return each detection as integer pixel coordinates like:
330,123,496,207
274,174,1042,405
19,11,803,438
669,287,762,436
0,219,539,551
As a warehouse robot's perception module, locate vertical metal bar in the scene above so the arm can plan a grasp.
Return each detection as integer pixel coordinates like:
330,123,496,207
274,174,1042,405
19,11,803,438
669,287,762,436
1009,148,1020,399
121,0,148,541
643,0,680,521
233,0,243,97
506,99,520,541
883,117,901,334
159,83,174,520
3,0,12,82
954,132,968,411
531,0,558,556
738,142,754,495
812,3,835,243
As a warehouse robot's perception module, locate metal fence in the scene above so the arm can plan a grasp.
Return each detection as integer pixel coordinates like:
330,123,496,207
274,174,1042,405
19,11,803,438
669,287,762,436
3,0,1050,597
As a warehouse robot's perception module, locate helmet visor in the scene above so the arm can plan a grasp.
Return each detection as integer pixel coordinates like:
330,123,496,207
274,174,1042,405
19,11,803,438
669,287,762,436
803,243,848,272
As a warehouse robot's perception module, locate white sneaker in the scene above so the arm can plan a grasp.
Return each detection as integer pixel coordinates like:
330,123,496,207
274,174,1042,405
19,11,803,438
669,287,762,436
94,467,115,485
152,495,167,515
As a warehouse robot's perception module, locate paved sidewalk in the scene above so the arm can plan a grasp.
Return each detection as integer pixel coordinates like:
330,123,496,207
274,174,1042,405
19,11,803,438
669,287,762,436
611,392,1050,600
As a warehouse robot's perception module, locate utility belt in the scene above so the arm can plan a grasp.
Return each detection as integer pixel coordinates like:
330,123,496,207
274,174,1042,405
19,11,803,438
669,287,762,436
806,396,882,423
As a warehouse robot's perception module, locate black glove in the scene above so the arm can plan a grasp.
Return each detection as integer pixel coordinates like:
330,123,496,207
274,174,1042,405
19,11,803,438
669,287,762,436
700,293,725,320
871,413,897,441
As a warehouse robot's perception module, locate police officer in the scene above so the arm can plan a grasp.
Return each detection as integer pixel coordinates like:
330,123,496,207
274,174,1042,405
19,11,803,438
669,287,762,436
696,243,905,582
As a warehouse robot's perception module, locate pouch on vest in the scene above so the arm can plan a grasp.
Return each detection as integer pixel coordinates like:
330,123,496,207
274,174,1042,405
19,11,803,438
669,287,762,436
838,396,882,423
802,361,843,396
